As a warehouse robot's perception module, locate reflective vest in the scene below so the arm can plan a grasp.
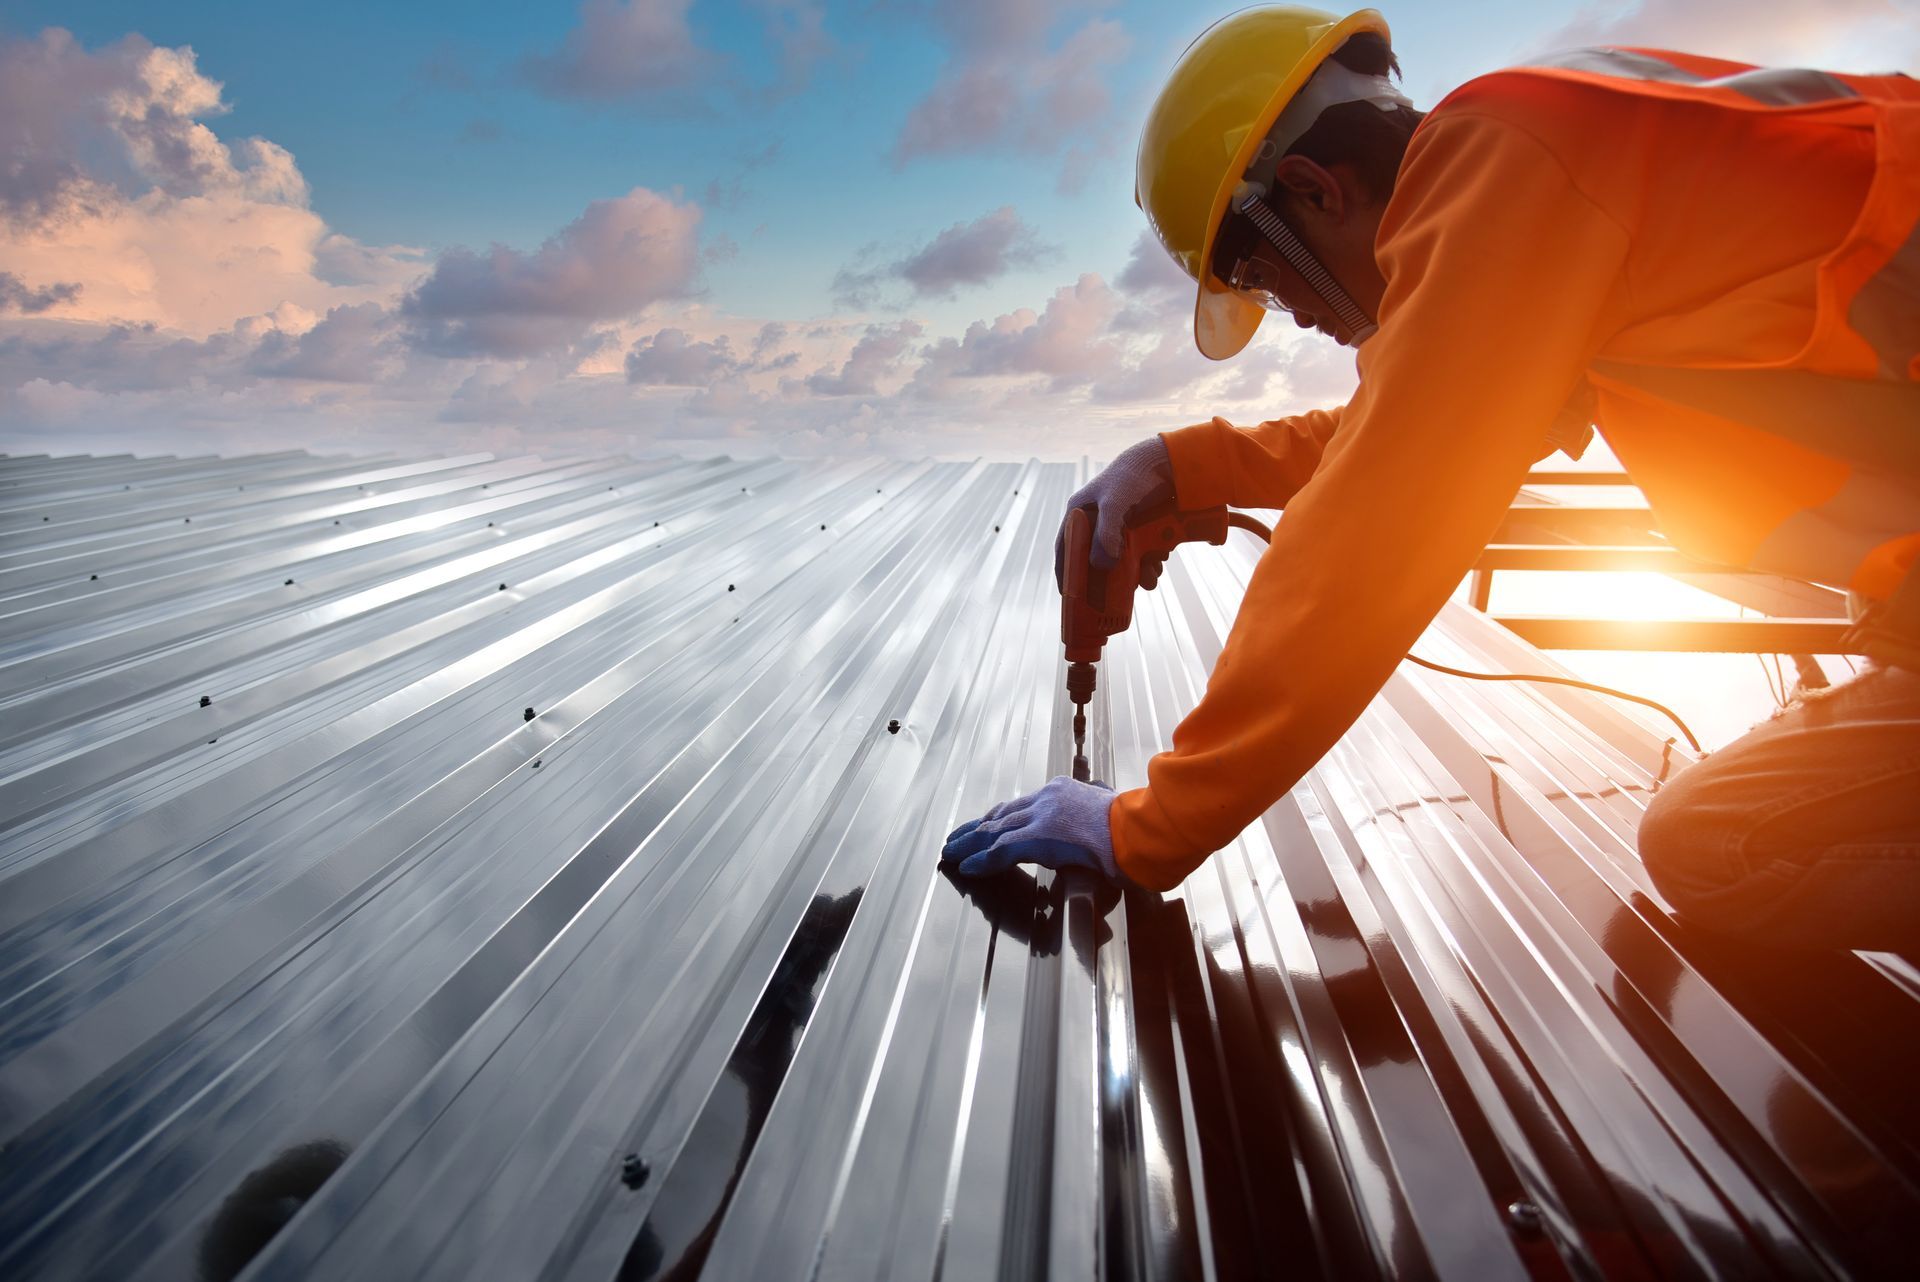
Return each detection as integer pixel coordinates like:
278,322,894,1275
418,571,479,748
1506,49,1919,639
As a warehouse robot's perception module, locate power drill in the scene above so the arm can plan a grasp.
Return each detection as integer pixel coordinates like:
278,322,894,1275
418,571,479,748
1059,501,1231,782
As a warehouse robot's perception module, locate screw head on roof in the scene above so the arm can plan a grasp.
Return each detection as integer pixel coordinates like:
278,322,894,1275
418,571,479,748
620,1154,650,1190
727,584,735,592
90,574,98,581
532,758,542,768
284,578,294,586
993,525,1000,532
499,583,508,591
184,517,191,523
1505,1201,1545,1240
887,719,901,734
653,521,659,527
199,695,212,708
820,524,826,531
487,521,494,527
523,707,535,721
42,515,48,521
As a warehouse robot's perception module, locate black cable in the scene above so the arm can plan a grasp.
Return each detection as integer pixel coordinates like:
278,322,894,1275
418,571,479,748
1225,511,1703,753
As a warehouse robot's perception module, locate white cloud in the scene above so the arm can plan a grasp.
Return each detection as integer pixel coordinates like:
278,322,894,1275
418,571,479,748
804,320,923,395
834,206,1054,307
1534,0,1918,69
892,2,1129,167
399,188,702,358
0,29,422,338
521,0,707,101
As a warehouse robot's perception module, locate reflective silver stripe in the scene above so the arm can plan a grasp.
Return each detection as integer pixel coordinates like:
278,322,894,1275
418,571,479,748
1712,67,1856,106
1528,47,1857,104
1849,212,1920,379
1749,467,1920,588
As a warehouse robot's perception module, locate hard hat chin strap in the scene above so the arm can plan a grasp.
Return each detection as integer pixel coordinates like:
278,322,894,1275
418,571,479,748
1234,187,1378,344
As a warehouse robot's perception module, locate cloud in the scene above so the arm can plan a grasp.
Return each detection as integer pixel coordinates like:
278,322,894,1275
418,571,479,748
625,327,745,385
248,302,399,382
911,273,1120,397
521,0,707,101
0,272,81,314
834,206,1054,308
0,28,423,338
892,3,1128,167
1110,230,1190,332
754,0,837,97
804,320,923,395
1534,0,1917,68
399,187,702,358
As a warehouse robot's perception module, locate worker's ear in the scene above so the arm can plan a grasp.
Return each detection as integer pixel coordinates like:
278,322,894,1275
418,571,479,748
1271,155,1347,222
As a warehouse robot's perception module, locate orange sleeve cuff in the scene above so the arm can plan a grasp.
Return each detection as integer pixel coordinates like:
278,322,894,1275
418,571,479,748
1110,786,1212,892
1159,419,1243,510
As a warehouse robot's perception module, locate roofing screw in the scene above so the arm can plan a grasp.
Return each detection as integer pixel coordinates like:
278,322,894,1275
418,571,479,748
41,515,48,521
523,707,535,721
1505,1200,1545,1240
333,520,341,525
819,524,826,531
487,521,494,527
208,738,217,745
620,1154,649,1190
727,584,735,592
532,758,542,768
887,719,901,735
90,574,98,581
284,578,294,586
499,583,508,591
993,525,1000,532
199,695,212,708
184,518,191,523
653,521,659,527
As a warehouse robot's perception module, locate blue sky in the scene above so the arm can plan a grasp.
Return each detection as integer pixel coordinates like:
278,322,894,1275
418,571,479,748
0,0,1913,459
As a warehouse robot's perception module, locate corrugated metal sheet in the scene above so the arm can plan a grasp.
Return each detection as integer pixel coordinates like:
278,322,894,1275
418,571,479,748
1,449,1914,1281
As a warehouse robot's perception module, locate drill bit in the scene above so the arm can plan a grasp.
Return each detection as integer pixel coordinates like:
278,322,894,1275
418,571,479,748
1066,661,1095,783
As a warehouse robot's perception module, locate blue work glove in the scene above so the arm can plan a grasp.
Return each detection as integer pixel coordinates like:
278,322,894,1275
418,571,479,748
1054,436,1175,589
941,776,1124,882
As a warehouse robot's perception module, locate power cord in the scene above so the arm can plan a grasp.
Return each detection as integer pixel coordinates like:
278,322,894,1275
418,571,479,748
1226,513,1702,753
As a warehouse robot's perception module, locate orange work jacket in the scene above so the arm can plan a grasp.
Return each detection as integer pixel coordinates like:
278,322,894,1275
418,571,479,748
1111,48,1920,891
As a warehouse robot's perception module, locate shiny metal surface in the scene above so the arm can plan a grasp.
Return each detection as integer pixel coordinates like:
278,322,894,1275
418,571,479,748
1,450,1915,1280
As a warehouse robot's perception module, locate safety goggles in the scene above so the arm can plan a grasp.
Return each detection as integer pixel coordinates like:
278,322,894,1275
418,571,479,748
1221,237,1297,315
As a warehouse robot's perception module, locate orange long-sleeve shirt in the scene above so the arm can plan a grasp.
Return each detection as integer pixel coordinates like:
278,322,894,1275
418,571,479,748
1110,59,1884,890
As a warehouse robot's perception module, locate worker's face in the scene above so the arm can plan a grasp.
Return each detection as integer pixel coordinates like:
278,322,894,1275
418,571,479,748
1226,156,1387,346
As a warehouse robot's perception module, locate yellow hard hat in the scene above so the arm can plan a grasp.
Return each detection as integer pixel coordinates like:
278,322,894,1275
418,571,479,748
1136,6,1391,360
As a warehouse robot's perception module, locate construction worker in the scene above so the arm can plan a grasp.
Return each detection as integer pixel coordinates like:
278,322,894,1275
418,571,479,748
943,6,1920,952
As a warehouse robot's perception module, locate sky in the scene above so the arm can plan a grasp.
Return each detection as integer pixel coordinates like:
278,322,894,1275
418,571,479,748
0,0,1915,462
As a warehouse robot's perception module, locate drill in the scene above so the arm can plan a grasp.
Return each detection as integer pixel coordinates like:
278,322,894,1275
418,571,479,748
1058,501,1232,782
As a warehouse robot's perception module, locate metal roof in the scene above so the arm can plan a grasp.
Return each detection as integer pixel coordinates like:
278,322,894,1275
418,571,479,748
0,449,1915,1280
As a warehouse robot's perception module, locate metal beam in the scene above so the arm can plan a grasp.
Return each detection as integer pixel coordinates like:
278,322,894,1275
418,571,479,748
1474,544,1720,573
1492,615,1858,653
1521,470,1634,485
1495,504,1662,545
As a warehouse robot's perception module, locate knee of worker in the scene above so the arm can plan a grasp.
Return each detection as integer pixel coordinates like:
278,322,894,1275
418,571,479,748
1635,755,1746,912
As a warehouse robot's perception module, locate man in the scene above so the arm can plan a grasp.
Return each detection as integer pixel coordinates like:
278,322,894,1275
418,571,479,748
941,7,1920,953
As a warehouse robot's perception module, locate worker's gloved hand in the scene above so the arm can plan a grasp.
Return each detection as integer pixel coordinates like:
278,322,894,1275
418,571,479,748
941,776,1123,882
1055,436,1174,587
